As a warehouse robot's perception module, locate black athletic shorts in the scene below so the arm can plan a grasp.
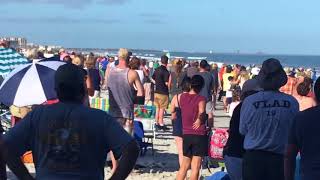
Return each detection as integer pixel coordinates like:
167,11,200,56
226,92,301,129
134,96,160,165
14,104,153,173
183,134,208,157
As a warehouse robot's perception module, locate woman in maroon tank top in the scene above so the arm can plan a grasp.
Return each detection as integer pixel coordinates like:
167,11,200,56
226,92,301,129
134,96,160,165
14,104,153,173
177,75,208,180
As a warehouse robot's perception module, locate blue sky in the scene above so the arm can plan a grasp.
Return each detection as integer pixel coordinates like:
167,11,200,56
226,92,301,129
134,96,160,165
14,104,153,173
1,0,320,55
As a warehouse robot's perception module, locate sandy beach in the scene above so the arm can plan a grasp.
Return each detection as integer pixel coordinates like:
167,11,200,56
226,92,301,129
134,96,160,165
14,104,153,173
6,102,230,180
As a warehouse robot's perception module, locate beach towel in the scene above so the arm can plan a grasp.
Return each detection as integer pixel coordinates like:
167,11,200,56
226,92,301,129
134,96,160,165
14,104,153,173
89,97,109,112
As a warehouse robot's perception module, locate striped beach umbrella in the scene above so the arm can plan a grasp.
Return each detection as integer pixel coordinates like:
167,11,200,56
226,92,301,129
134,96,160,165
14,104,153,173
0,61,65,107
0,47,29,75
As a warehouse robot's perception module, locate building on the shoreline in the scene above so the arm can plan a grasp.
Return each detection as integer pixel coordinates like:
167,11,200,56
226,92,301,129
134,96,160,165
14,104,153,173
0,37,27,49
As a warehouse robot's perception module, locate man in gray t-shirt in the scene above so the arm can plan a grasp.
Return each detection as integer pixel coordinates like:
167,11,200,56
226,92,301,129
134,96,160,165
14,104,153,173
197,60,214,128
240,59,299,180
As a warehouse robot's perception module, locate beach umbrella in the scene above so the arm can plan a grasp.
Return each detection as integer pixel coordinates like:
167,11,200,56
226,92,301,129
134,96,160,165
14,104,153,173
0,47,29,76
39,55,60,62
0,61,65,107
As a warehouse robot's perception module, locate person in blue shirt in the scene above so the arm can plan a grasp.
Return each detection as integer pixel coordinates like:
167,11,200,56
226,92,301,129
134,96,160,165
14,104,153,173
240,59,299,180
1,63,139,180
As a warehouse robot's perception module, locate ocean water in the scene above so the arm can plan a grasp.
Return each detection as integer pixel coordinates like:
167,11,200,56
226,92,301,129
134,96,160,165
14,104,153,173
171,52,320,68
72,48,320,68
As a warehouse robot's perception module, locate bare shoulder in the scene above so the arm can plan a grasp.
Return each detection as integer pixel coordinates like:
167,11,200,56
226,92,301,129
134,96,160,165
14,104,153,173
128,69,139,81
128,69,138,77
171,94,178,101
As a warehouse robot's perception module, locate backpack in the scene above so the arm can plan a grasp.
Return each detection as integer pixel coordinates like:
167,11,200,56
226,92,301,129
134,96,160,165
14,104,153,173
209,128,229,159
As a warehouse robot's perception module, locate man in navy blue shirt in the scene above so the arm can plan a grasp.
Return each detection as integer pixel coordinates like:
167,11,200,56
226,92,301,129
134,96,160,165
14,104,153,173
1,64,139,180
285,77,320,180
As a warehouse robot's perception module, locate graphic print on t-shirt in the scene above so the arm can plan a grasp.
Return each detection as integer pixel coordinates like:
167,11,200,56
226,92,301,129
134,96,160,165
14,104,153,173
252,99,291,139
44,118,84,171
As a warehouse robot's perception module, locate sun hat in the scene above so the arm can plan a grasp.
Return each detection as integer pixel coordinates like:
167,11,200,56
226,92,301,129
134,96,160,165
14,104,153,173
256,58,287,90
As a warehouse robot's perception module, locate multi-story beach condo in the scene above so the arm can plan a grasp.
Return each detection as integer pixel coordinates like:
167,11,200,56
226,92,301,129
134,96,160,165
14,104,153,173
0,37,27,49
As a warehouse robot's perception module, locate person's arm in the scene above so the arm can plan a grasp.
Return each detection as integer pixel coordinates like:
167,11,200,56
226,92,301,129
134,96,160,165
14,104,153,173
170,95,178,120
110,139,140,180
284,116,299,180
220,75,224,91
149,69,156,84
2,112,35,180
102,64,112,89
104,115,140,180
85,70,94,96
210,77,215,97
193,100,206,130
239,99,249,135
129,70,144,97
168,74,172,90
142,66,149,77
284,144,298,180
164,71,170,87
0,138,34,180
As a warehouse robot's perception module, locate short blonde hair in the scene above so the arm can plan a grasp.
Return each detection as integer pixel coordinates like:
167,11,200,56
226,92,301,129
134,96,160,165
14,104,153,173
118,48,129,60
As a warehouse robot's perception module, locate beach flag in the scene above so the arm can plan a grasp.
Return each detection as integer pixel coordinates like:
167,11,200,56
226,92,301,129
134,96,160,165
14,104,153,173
0,47,29,76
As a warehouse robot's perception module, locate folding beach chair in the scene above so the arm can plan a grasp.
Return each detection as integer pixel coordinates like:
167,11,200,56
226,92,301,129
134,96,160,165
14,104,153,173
133,121,154,156
134,105,156,140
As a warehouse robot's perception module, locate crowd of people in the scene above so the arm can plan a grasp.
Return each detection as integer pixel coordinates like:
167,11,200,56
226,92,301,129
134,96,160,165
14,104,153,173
0,44,320,180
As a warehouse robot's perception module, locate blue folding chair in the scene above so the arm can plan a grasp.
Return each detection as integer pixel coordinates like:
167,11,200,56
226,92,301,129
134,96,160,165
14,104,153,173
134,121,154,156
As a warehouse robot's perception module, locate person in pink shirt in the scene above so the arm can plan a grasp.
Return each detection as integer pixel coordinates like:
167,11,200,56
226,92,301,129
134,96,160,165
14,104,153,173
177,75,209,180
295,78,317,111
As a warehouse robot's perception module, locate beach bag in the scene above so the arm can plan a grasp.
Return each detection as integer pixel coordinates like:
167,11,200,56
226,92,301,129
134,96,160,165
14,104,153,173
209,128,229,159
